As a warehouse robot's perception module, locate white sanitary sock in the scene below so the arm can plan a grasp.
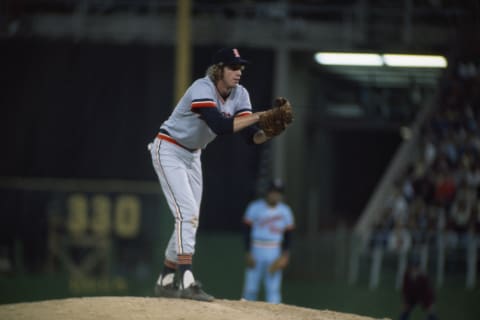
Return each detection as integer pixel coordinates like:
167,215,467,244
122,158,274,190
182,270,195,288
158,273,174,286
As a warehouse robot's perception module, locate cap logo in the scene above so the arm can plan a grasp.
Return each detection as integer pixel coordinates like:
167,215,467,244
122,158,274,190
232,48,240,58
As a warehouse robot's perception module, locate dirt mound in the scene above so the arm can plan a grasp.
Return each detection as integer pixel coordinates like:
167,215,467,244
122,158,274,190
0,297,387,320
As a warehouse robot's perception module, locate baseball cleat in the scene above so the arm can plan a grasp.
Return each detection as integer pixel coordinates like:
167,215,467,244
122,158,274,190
180,281,214,302
154,282,180,299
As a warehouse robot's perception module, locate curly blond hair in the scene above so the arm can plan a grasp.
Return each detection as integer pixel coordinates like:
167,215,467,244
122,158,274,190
206,64,224,83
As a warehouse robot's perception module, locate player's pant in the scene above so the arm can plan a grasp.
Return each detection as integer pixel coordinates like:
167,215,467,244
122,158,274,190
149,137,202,263
242,246,282,304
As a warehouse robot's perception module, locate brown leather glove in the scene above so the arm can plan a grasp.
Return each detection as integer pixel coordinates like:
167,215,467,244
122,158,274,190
246,252,256,268
258,97,293,138
268,252,289,273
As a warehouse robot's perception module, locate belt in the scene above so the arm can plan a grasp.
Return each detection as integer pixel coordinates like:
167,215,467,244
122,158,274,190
157,129,198,153
252,240,281,248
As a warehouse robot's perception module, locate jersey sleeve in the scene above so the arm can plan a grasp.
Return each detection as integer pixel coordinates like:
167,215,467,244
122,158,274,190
190,81,217,113
243,201,257,225
234,86,253,117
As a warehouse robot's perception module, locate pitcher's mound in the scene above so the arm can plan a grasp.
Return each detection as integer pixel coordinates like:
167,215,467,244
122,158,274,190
0,296,387,320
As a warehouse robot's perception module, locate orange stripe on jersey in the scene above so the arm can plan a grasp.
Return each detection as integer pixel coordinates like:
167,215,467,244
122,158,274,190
235,111,252,117
191,101,217,108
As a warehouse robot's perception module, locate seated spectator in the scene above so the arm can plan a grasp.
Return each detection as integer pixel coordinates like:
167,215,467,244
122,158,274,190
369,57,480,286
433,169,456,209
439,131,458,165
408,198,433,246
370,208,394,249
386,183,409,225
412,170,436,206
388,221,412,254
466,159,480,189
422,132,437,168
447,197,472,248
402,166,416,203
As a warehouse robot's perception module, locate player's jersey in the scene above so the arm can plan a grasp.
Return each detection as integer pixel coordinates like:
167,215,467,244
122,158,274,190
160,75,252,149
244,199,294,245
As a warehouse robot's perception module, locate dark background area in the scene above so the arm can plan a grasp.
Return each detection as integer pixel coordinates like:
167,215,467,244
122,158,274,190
0,39,400,230
331,129,400,223
0,40,275,230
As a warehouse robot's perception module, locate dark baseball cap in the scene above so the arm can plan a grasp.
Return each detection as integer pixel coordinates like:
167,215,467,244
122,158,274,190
267,178,285,193
212,48,249,66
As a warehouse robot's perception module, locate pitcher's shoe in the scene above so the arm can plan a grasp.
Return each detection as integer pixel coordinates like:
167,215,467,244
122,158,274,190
180,281,214,302
154,282,180,299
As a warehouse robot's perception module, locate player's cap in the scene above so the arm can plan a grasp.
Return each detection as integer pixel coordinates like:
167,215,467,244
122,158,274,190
212,48,249,66
267,178,285,193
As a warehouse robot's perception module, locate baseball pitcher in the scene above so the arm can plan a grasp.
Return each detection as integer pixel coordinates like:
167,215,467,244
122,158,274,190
148,48,293,302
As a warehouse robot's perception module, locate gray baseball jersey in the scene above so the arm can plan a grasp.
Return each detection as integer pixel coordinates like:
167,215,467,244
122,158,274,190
149,74,253,263
161,75,252,149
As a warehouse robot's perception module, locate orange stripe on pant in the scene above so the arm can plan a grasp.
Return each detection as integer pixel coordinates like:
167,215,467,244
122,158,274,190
157,133,198,152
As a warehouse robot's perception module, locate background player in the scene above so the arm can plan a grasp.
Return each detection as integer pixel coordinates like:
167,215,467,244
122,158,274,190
242,179,295,304
149,48,291,302
400,256,438,320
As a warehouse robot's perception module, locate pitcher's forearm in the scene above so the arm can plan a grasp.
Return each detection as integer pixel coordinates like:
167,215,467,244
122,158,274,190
233,112,263,132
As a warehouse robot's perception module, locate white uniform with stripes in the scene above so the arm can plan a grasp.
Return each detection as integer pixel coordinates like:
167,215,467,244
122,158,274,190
149,75,252,263
242,199,294,303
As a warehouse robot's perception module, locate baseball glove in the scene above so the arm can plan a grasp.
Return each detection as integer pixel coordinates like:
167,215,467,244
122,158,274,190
245,252,256,268
258,97,293,138
268,253,289,273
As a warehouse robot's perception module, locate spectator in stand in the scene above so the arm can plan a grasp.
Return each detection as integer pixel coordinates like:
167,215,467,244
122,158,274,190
408,198,432,246
369,58,480,278
413,170,436,207
462,106,477,133
455,179,476,210
422,132,437,168
448,197,473,248
388,221,412,254
371,208,395,248
433,169,456,210
439,131,458,166
465,134,480,159
387,182,410,225
402,166,416,203
466,160,480,189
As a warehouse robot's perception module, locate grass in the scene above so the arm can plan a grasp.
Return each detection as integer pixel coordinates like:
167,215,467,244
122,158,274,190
1,232,479,320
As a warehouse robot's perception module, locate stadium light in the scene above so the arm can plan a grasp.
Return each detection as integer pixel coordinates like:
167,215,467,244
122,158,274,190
314,52,447,68
314,52,383,66
383,54,447,68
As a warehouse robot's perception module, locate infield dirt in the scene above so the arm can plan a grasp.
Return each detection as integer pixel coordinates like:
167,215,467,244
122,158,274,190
0,296,389,320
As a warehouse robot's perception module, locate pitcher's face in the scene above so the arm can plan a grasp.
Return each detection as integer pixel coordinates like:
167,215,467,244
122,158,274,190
221,64,244,88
